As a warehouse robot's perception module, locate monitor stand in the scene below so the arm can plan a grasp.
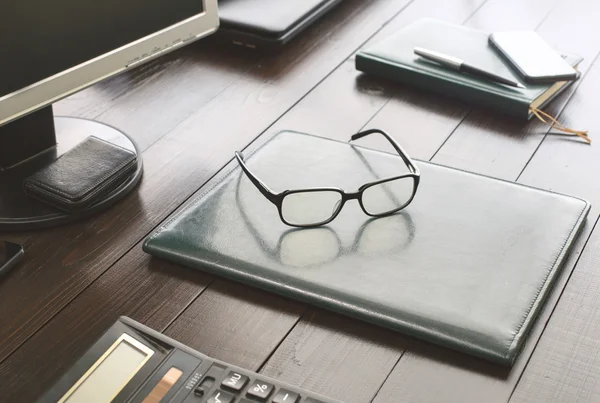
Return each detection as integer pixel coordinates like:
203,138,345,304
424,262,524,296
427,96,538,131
0,106,143,231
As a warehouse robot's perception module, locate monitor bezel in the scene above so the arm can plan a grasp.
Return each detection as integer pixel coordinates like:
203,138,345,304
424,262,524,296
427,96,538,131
0,0,219,126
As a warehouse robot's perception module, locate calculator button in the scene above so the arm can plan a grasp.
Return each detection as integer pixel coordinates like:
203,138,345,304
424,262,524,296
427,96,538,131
221,371,249,391
195,375,216,397
207,389,235,403
273,389,299,403
193,387,206,397
246,381,274,400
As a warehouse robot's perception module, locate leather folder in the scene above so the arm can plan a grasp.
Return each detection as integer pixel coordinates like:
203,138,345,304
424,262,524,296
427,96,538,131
144,131,589,365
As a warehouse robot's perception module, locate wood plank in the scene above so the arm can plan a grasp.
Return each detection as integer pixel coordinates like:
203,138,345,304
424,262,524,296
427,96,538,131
128,6,489,403
248,2,574,403
369,215,594,403
0,0,482,398
517,59,600,213
114,2,575,403
509,224,600,403
508,221,600,403
164,280,306,369
264,58,393,139
438,21,600,402
0,246,213,403
236,0,600,402
260,309,406,403
53,40,251,126
151,3,488,403
0,0,420,397
354,0,496,158
362,83,470,160
330,0,570,164
506,41,600,403
369,207,597,403
84,42,256,151
368,0,600,401
265,0,486,156
431,0,600,180
3,0,596,403
267,55,471,160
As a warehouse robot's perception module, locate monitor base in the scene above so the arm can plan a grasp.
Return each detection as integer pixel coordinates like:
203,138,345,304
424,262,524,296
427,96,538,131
0,117,142,231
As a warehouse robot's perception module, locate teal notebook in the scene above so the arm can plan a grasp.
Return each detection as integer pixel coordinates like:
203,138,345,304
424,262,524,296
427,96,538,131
144,131,589,365
355,18,582,119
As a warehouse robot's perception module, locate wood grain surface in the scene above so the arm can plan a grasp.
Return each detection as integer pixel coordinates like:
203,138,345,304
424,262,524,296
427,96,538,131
0,0,414,364
2,0,600,402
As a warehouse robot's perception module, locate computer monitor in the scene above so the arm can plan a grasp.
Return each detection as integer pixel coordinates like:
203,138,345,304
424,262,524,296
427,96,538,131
0,0,219,230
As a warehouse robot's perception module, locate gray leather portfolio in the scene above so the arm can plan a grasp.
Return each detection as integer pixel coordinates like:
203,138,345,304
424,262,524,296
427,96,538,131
144,131,590,365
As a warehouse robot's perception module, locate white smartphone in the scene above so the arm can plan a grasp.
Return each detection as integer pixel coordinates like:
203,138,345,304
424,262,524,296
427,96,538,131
489,31,577,83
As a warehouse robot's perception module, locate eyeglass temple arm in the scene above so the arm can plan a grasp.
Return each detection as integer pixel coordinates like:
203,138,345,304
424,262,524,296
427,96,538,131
235,152,279,204
350,129,420,175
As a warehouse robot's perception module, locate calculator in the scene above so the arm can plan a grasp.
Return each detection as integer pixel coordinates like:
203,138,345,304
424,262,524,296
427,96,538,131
38,316,340,403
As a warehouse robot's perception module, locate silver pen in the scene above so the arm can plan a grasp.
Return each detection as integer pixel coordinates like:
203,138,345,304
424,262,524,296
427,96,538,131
414,47,525,89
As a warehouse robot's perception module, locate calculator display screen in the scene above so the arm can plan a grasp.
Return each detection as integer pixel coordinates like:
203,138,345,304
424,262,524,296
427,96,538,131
60,334,154,403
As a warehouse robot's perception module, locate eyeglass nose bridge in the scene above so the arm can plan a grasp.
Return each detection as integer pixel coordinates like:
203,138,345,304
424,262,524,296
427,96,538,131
328,191,362,222
344,190,362,201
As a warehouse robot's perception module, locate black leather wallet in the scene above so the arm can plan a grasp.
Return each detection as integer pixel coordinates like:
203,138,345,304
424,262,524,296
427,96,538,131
23,136,137,211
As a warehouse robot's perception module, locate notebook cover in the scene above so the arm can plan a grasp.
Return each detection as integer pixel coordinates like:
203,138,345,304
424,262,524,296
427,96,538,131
143,131,589,365
355,18,582,119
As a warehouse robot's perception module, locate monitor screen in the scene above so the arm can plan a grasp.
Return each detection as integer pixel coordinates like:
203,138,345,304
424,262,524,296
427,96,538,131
0,0,202,99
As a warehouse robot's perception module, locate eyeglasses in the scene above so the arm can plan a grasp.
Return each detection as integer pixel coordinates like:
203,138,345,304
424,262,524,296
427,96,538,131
235,129,421,228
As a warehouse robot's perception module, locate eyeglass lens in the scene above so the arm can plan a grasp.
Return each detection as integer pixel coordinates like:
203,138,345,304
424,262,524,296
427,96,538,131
281,190,343,226
361,177,415,216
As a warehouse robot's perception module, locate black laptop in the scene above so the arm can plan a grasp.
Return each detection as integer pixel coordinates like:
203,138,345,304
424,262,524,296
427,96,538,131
217,0,343,49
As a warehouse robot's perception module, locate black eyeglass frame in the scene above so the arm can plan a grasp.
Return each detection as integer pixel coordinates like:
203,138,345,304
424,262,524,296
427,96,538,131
235,129,421,228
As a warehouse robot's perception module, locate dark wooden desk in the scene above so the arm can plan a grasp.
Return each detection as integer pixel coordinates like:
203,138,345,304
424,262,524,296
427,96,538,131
2,0,600,402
